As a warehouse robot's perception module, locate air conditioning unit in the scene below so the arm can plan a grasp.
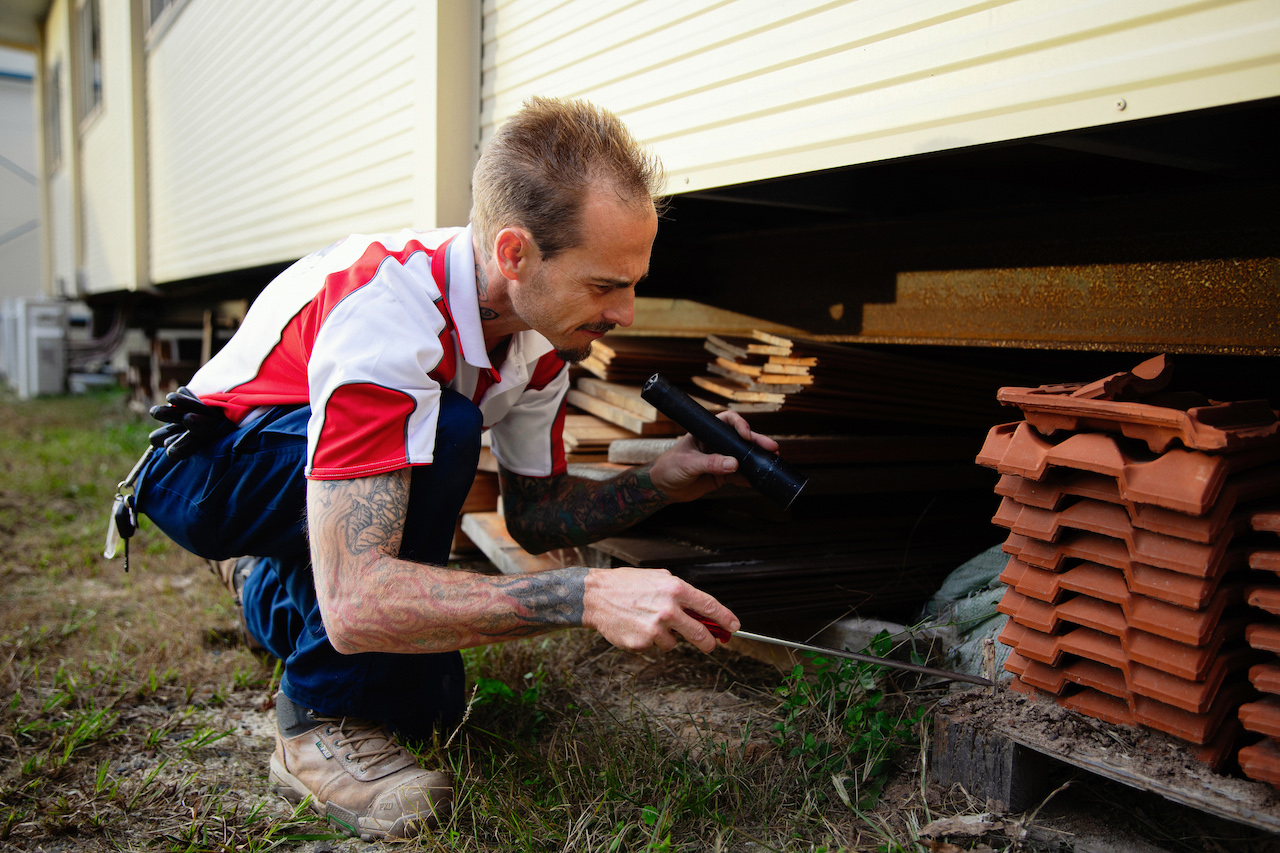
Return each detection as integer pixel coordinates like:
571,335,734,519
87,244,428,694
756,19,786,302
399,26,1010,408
1,298,67,399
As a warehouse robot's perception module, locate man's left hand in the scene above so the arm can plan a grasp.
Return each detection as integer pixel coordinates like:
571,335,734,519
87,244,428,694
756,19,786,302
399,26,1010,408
648,411,778,502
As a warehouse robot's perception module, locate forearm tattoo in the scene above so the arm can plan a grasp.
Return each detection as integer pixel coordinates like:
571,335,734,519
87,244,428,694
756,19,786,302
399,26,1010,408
307,472,589,655
498,464,670,553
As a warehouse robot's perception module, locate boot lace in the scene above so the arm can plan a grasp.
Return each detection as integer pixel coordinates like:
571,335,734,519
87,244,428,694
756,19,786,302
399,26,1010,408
314,714,405,770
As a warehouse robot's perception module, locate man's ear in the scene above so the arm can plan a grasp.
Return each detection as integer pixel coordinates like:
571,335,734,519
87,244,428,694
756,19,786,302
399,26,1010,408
493,227,536,281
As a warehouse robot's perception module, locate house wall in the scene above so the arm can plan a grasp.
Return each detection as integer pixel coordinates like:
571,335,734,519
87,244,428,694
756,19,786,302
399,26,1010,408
480,0,1280,194
77,0,146,295
146,0,480,284
0,47,43,303
40,0,75,296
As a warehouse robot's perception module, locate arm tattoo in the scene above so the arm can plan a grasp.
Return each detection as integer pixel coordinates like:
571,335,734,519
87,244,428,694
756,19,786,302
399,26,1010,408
475,571,586,638
338,475,407,555
307,472,590,654
498,464,670,553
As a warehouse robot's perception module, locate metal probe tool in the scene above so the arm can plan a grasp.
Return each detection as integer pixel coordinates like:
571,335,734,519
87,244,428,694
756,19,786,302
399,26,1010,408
685,610,993,687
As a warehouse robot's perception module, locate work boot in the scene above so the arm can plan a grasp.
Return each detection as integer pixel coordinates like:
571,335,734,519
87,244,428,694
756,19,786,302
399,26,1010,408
207,556,253,605
207,557,264,652
269,692,452,840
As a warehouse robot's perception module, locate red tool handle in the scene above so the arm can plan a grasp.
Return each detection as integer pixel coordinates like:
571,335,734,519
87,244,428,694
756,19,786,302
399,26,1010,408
684,609,731,642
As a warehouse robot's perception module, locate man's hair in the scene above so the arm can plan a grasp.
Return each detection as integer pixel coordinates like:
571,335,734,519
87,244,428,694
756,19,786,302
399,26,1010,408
471,96,666,260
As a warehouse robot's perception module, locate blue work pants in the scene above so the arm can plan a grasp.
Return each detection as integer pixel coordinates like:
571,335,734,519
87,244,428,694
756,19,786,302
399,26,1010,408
136,391,481,738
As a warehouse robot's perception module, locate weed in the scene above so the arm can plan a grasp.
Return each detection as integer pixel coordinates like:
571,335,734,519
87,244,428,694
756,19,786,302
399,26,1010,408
176,724,232,757
470,664,550,740
55,704,119,767
92,759,120,799
772,631,928,811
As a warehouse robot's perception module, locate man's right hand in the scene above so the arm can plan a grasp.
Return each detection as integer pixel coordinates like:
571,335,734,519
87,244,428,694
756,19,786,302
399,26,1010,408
581,567,739,654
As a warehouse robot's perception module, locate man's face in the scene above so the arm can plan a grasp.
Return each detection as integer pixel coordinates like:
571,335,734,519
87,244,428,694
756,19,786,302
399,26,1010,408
510,187,658,363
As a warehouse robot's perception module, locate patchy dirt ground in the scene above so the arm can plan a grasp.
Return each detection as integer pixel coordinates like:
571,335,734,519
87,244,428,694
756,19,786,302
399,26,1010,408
6,392,1280,852
8,556,1280,852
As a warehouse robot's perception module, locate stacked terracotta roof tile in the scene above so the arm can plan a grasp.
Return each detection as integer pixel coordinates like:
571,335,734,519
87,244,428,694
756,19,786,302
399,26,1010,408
1238,509,1280,784
977,355,1280,773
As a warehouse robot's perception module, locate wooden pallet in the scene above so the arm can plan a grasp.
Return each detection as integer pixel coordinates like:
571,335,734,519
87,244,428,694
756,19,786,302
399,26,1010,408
930,687,1280,833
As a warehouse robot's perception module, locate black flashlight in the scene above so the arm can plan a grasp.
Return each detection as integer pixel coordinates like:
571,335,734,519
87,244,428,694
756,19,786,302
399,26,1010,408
640,373,808,509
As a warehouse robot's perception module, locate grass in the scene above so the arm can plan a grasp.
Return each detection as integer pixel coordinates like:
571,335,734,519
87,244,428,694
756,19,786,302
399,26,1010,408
0,388,955,852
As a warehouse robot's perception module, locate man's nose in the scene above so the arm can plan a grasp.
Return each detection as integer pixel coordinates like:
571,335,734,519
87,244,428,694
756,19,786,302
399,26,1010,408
602,289,635,327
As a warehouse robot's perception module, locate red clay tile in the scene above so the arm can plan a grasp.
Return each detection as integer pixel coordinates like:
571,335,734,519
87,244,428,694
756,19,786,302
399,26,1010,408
1058,354,1175,401
1003,530,1248,579
1000,554,1227,610
1004,642,1254,715
996,469,1280,544
998,613,1246,686
977,421,1280,515
1251,551,1280,574
1247,586,1280,616
1237,737,1280,786
1253,508,1280,533
993,497,1243,573
998,560,1243,645
1006,655,1253,748
996,369,1280,453
1249,662,1280,695
1247,623,1280,654
1000,618,1214,683
1240,696,1280,738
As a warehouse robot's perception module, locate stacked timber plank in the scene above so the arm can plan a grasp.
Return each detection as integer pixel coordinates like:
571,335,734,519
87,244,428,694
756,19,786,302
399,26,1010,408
1237,508,1280,787
449,448,502,557
695,332,808,411
566,378,684,438
580,336,708,386
567,335,726,457
581,328,1016,432
691,332,1011,428
563,413,641,463
983,355,1280,770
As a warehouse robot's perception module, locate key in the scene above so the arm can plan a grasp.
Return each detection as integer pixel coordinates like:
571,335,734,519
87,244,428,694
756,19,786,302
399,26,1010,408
108,493,137,572
113,493,137,538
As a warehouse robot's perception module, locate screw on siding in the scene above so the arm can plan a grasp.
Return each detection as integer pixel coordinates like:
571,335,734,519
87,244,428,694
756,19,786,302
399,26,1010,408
1115,98,1127,111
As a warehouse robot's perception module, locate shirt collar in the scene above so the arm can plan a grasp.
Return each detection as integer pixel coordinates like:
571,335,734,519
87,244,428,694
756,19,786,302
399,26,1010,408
439,224,555,384
441,224,500,378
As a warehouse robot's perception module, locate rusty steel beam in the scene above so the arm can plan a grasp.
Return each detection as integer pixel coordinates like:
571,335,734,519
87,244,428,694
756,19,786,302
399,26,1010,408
815,258,1280,356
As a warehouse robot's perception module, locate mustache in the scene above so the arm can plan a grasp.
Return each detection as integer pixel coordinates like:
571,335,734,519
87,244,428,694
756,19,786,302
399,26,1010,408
578,322,615,334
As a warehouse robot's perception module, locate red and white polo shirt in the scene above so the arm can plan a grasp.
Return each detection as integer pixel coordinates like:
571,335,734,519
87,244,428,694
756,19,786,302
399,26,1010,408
187,225,569,480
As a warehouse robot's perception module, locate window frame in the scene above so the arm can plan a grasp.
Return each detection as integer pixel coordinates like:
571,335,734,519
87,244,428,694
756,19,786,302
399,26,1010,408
75,0,102,127
146,0,192,49
45,59,63,172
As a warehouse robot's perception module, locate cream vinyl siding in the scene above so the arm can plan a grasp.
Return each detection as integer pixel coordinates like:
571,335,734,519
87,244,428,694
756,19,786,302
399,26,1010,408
78,0,145,295
147,0,420,283
480,0,1280,194
41,0,76,296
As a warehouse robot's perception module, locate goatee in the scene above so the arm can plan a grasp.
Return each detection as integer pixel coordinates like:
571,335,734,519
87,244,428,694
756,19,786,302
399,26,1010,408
556,323,614,363
555,344,594,363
